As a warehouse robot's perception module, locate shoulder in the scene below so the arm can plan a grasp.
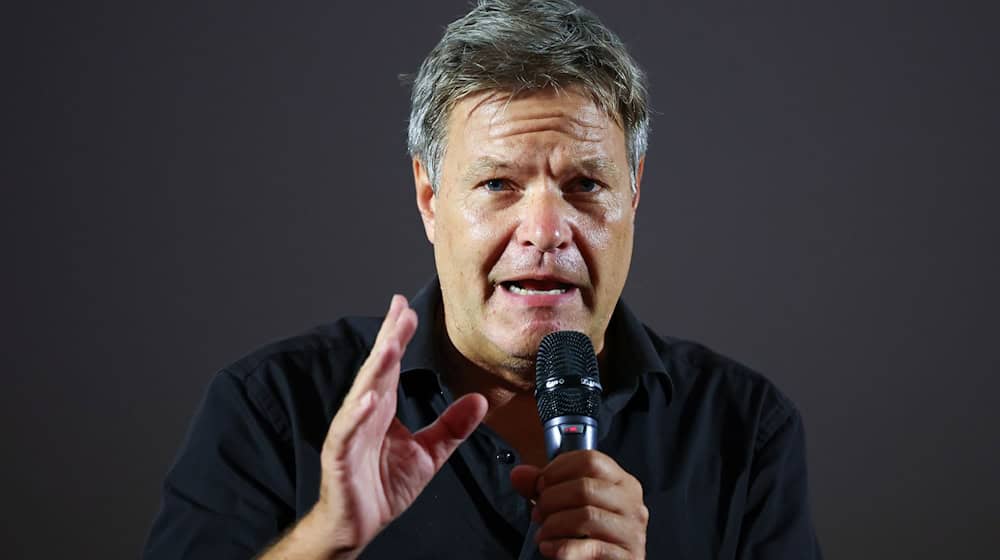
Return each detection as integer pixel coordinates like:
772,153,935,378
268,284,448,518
202,316,384,440
224,316,382,382
647,327,800,448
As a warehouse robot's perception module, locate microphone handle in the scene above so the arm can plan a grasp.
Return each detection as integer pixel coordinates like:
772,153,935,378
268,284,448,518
520,415,599,559
542,415,598,460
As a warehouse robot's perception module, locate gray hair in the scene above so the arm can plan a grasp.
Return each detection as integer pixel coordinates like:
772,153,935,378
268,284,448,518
406,0,650,192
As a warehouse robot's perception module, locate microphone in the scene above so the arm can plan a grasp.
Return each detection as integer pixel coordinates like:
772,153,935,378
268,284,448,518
534,331,603,459
519,331,604,560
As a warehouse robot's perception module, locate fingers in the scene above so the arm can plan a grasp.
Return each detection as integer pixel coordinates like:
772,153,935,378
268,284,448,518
531,451,648,558
372,294,405,350
533,477,628,520
538,538,632,560
373,306,417,385
541,450,629,487
413,393,488,470
324,389,378,462
535,504,641,549
325,295,415,458
350,295,417,397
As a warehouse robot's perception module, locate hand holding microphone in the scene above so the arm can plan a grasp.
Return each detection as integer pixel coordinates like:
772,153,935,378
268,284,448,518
511,331,649,560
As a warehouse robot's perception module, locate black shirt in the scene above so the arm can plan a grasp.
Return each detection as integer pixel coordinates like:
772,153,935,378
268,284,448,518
144,279,822,559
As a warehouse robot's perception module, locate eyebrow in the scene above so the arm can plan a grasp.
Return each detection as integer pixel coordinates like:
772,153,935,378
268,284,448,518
461,156,513,184
577,156,621,178
460,155,622,183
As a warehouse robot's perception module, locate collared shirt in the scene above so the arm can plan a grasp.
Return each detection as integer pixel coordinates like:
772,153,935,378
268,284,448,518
144,279,822,559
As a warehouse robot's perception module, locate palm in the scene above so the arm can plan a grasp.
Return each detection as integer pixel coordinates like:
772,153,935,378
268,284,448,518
318,295,486,551
340,391,441,541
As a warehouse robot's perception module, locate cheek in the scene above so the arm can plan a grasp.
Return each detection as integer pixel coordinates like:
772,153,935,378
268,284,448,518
606,209,635,267
439,201,511,282
577,201,634,303
579,198,632,255
462,204,502,244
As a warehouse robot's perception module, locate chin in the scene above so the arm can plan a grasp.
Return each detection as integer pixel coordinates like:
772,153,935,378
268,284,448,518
490,319,583,359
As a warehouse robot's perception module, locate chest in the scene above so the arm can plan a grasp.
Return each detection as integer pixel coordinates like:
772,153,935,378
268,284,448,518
289,402,752,559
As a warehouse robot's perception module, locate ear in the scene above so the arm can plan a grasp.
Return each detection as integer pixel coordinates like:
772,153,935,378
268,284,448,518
413,158,436,244
631,156,644,211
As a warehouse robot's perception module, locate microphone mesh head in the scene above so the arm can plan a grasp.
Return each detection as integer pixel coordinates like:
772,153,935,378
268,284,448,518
535,331,602,423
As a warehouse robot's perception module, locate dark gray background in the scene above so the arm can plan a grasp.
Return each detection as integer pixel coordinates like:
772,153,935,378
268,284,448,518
4,1,997,558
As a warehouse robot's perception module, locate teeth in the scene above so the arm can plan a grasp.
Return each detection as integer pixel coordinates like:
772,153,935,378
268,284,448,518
508,284,567,296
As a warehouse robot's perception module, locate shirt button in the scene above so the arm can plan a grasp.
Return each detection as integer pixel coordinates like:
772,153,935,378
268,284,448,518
496,450,516,464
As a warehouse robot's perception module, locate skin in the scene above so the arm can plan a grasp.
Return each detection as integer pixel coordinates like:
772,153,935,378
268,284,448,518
261,86,648,559
416,87,649,558
415,87,642,379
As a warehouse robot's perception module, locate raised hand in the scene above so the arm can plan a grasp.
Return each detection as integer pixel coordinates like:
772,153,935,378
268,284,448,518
263,295,488,559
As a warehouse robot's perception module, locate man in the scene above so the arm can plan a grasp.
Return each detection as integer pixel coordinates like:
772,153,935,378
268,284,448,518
145,1,822,558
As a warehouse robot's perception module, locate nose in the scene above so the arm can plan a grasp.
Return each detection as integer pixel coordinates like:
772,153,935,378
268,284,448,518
514,188,572,252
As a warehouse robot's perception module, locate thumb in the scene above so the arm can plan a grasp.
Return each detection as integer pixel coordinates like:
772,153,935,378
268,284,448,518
510,464,542,500
413,393,488,470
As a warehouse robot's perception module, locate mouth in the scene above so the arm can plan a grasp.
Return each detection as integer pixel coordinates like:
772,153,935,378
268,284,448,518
500,278,573,296
498,278,576,296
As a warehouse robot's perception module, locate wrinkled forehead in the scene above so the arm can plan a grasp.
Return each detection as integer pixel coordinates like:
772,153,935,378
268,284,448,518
448,86,624,138
443,87,628,167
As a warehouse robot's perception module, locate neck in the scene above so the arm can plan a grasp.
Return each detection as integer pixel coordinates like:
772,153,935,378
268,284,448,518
438,331,531,410
438,332,550,466
437,323,614,409
433,313,613,467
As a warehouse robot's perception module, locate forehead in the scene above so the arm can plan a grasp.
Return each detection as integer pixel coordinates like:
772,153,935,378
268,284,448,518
444,87,627,165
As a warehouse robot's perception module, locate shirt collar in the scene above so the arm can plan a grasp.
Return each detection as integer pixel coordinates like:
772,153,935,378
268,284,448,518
601,297,674,413
399,276,673,407
399,277,448,376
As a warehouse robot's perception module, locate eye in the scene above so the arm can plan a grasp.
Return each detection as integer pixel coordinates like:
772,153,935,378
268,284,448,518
483,178,509,192
570,178,601,193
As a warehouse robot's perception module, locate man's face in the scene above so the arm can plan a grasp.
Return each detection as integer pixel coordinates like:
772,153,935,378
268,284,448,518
414,87,642,372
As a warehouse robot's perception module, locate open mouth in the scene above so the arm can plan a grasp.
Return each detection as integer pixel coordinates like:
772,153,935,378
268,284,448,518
500,279,574,296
